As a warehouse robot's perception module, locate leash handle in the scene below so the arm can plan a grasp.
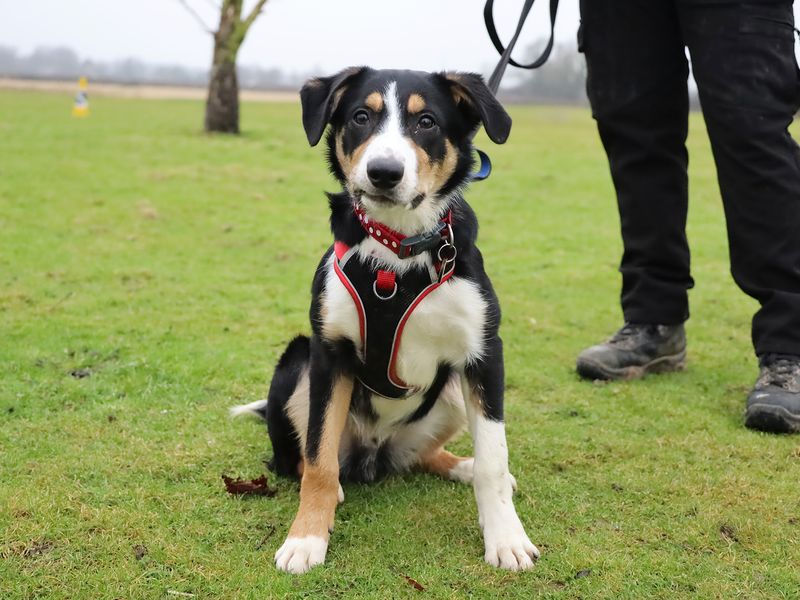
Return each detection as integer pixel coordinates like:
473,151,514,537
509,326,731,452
471,0,559,181
484,0,560,95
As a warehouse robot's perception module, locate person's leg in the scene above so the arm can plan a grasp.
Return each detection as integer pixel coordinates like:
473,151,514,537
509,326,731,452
680,0,800,431
580,0,694,325
576,0,692,381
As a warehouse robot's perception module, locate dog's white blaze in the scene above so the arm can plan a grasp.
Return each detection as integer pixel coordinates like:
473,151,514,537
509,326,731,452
463,377,539,570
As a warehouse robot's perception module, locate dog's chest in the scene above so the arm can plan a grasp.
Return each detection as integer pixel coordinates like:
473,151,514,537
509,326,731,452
321,251,487,388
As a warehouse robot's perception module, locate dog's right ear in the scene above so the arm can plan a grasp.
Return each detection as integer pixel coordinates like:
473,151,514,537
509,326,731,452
300,66,368,146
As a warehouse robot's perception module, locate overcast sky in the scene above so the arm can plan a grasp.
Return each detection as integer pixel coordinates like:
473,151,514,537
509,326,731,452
1,0,580,75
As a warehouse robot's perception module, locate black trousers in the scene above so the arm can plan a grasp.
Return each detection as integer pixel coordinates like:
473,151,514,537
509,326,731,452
579,0,800,356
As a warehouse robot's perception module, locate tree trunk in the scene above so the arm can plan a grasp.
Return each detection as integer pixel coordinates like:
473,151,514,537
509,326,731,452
205,50,239,133
204,3,240,134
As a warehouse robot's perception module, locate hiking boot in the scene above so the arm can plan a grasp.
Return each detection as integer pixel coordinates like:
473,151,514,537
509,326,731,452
576,323,686,381
744,354,800,434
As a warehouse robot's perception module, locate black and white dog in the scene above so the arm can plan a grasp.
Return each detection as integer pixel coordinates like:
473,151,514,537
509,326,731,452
232,67,538,573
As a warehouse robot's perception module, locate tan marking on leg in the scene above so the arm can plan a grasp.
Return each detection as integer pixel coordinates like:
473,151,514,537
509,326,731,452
419,447,470,478
407,93,426,114
288,376,353,539
297,458,304,477
365,91,383,112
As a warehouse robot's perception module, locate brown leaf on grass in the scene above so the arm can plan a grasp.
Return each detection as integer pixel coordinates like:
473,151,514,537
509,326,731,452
222,475,276,497
719,524,738,543
133,544,147,560
401,574,425,591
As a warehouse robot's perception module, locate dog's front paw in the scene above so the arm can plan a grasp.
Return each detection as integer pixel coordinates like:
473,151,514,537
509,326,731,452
274,536,328,574
482,521,539,571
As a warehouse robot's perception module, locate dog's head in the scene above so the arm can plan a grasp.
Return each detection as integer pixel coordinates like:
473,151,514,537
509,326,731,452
300,67,511,233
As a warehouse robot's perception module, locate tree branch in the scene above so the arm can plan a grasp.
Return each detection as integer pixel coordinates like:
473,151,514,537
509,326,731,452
176,0,215,34
240,0,270,34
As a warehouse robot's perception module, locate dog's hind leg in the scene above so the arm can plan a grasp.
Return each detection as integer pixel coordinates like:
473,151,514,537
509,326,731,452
264,336,310,478
418,448,475,484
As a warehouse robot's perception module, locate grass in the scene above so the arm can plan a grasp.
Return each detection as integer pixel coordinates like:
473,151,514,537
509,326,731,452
1,89,799,599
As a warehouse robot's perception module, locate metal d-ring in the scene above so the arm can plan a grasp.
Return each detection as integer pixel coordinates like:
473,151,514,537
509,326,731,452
373,280,398,300
437,242,457,264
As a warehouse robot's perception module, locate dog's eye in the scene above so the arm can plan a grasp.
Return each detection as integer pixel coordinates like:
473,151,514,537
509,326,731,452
353,110,370,125
418,115,436,129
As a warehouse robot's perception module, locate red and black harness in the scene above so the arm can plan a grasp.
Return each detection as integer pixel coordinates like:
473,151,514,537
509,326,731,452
333,205,457,399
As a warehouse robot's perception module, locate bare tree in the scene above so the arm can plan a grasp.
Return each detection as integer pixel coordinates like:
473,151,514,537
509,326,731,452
178,0,270,133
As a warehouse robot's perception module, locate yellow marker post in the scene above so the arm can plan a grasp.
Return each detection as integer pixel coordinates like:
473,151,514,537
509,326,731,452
72,77,89,117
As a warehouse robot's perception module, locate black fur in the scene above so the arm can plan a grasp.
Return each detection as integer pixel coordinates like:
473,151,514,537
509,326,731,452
265,68,512,485
265,335,310,477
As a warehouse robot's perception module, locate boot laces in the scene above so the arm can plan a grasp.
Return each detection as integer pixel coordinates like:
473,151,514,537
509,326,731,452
609,323,651,345
761,354,800,389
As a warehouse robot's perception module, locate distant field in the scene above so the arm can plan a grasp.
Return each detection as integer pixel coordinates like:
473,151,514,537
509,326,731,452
0,78,296,101
1,90,799,599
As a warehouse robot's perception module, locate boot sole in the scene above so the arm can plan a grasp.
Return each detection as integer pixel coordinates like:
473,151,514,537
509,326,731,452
576,350,687,382
744,404,800,434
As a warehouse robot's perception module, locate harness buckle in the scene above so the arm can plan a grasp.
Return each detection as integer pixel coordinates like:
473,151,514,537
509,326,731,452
398,222,448,259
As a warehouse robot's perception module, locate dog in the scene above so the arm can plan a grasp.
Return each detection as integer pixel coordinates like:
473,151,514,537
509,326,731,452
232,67,538,574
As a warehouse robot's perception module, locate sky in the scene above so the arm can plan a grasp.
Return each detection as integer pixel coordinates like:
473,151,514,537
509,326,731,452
1,0,580,76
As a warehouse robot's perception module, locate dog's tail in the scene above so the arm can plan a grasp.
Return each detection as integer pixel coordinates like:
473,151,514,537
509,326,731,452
229,398,269,420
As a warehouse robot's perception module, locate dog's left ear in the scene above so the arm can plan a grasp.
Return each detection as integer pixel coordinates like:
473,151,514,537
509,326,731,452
441,72,512,144
300,66,368,146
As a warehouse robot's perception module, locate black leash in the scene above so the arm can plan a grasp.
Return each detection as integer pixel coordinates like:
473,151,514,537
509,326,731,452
484,0,560,96
472,0,560,181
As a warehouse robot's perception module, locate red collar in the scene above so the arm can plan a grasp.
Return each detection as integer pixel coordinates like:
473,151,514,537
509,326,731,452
353,204,453,259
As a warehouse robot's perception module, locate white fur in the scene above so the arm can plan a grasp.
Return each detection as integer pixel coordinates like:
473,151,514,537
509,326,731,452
275,536,328,574
394,277,487,386
228,399,268,419
320,255,362,357
448,457,475,484
462,376,539,571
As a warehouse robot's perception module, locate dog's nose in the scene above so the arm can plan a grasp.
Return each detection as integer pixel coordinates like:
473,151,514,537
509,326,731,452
367,158,404,190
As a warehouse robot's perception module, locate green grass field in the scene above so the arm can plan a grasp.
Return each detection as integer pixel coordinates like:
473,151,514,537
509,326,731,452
1,89,799,599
